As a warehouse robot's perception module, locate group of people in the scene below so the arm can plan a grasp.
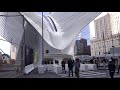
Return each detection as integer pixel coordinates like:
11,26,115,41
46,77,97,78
61,58,80,78
55,60,59,64
89,57,120,78
60,57,120,78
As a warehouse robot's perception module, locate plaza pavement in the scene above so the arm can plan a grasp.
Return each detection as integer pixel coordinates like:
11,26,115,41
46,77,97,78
0,68,120,78
16,68,120,78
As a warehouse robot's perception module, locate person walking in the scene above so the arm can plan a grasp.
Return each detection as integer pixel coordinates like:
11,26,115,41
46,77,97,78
74,58,80,78
61,59,66,73
117,57,120,74
96,57,99,68
68,58,74,77
108,58,115,78
103,58,106,69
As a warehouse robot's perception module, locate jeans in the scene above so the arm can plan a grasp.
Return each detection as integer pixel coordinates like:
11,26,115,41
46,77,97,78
62,66,65,70
62,66,65,73
109,71,115,78
103,62,106,69
68,68,73,77
75,68,79,78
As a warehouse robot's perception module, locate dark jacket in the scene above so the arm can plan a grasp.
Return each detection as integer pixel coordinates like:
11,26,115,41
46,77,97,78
74,61,80,69
61,61,65,66
89,59,93,64
108,61,115,72
68,60,74,69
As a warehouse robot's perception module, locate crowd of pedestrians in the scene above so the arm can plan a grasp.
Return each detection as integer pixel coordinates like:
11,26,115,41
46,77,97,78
61,56,120,78
61,58,80,78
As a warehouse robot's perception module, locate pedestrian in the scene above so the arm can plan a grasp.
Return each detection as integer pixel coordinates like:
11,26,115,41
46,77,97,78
68,58,74,77
117,57,120,74
108,58,115,78
55,60,57,64
89,59,93,64
57,60,59,65
72,59,75,64
96,57,99,68
61,59,66,73
115,58,118,69
103,58,106,69
74,58,80,78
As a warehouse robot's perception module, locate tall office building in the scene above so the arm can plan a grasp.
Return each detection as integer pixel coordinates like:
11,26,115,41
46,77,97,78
75,40,80,55
91,13,120,56
75,38,91,55
86,45,91,55
79,38,87,55
94,13,111,39
75,25,91,55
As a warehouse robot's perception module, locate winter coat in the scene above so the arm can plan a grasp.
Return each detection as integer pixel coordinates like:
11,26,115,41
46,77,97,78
108,61,115,72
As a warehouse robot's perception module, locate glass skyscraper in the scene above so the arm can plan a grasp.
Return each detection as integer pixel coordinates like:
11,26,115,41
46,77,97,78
77,25,90,45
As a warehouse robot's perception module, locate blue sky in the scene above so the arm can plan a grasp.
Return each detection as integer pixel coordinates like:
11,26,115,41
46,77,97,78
81,25,90,45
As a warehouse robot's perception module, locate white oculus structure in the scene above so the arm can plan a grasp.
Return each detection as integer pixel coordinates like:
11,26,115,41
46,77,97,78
21,12,101,57
0,12,101,74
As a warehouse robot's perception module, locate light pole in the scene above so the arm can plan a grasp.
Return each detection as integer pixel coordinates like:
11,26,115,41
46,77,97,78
42,12,44,65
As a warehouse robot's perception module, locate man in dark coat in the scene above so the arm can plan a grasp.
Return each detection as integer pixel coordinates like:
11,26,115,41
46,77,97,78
89,59,93,64
103,58,106,69
74,58,80,78
68,58,74,77
61,59,66,73
117,57,120,74
108,58,115,78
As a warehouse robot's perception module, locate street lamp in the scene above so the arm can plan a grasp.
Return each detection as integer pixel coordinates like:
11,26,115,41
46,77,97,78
42,12,44,64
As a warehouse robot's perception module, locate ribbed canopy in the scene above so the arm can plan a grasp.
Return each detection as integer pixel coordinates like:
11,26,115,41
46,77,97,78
20,12,101,50
0,12,101,57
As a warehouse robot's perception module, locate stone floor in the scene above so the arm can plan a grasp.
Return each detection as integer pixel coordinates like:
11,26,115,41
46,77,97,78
0,70,21,78
16,68,120,78
16,68,62,78
0,68,120,78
